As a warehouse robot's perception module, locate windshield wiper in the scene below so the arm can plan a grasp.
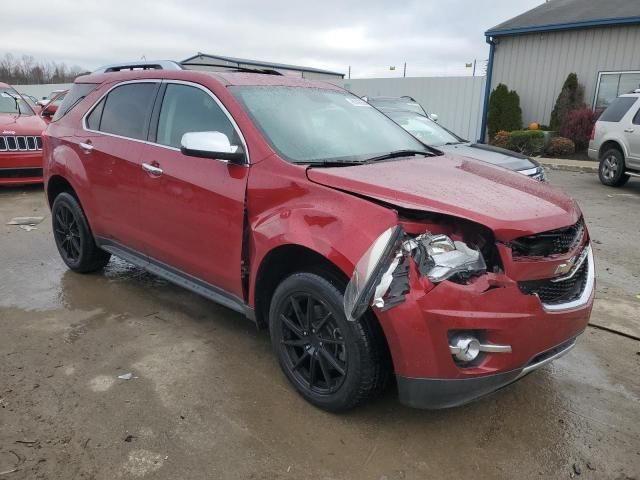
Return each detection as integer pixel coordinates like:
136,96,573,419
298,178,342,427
304,159,365,168
2,91,22,117
365,149,430,163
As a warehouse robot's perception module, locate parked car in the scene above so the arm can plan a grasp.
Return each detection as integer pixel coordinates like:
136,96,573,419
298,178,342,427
37,89,67,107
384,109,546,181
0,82,47,185
18,93,39,109
589,91,640,186
44,63,593,411
363,95,438,121
40,90,68,123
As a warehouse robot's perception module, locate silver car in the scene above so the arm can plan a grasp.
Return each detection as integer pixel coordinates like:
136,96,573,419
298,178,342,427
383,109,546,181
589,92,640,187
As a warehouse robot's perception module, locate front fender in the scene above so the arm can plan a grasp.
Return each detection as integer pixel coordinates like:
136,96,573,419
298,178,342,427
246,157,399,307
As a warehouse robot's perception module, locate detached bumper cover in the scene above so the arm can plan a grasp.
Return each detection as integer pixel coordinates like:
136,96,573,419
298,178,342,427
397,336,578,409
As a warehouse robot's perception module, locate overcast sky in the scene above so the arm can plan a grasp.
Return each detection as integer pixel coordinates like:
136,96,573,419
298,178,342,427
3,0,542,78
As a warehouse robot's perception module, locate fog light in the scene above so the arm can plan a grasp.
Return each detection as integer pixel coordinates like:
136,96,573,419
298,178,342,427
450,335,481,362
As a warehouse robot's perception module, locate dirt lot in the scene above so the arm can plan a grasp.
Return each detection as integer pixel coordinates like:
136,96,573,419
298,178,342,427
1,170,639,480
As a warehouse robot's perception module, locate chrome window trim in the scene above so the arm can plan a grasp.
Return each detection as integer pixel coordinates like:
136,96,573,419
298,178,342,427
81,79,250,166
542,246,594,312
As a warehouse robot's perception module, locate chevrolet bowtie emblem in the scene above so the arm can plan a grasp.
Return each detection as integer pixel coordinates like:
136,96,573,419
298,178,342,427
554,256,577,276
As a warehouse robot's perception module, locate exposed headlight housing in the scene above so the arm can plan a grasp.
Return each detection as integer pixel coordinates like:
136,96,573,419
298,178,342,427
344,227,487,321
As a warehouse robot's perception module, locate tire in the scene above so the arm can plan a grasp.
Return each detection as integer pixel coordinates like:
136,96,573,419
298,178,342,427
269,272,390,412
599,148,630,187
51,192,111,273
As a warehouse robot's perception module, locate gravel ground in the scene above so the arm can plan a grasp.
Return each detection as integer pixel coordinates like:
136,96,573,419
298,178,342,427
0,170,639,480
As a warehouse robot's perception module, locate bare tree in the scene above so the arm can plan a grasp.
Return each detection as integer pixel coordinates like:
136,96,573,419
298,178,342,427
0,53,87,84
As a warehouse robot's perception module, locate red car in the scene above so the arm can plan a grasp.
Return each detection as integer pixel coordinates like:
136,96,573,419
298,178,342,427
40,90,68,124
43,63,593,411
0,82,47,185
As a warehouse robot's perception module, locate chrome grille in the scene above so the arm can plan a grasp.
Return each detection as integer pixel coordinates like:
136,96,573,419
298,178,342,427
509,218,585,257
0,135,43,152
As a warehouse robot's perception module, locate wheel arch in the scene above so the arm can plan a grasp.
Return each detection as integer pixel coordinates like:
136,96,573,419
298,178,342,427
252,243,351,329
599,139,626,159
47,175,79,207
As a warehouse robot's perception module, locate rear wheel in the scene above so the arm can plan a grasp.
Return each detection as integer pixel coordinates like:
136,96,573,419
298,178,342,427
269,272,390,412
599,148,630,187
52,192,111,273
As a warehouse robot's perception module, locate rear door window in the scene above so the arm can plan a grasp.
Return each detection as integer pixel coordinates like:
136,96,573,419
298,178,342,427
155,83,236,149
599,97,638,122
96,83,159,140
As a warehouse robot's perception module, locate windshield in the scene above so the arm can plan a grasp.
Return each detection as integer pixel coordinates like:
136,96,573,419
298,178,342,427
368,98,426,115
385,110,464,147
0,88,35,116
231,86,430,164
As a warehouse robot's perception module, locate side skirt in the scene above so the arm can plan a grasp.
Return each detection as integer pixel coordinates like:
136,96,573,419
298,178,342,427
95,237,256,322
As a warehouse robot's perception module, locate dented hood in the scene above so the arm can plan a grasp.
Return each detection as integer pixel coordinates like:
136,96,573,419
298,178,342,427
306,154,581,241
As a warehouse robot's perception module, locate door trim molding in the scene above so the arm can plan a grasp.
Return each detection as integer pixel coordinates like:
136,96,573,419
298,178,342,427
95,237,255,322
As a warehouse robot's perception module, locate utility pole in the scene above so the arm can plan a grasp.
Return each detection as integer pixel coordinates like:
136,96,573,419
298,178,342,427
472,59,476,77
348,65,351,79
403,62,407,78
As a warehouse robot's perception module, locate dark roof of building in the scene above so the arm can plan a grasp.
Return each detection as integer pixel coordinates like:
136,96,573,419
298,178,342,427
181,52,344,77
487,0,640,37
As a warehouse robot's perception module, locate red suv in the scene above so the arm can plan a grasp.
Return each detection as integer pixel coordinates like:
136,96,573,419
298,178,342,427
1,82,47,185
43,62,593,411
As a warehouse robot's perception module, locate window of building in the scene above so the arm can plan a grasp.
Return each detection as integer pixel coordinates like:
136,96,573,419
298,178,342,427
594,71,640,112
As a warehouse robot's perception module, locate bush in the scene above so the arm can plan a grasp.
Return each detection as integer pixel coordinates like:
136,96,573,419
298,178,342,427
537,124,551,131
507,130,545,155
491,130,511,149
487,83,522,139
550,73,584,131
546,137,576,156
559,105,599,150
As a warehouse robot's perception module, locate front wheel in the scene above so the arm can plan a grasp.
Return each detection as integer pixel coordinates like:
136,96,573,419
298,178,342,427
269,272,390,412
52,192,111,273
599,148,630,187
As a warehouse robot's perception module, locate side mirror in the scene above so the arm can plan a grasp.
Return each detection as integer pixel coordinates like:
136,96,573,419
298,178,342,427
180,131,245,164
41,104,58,117
429,113,438,122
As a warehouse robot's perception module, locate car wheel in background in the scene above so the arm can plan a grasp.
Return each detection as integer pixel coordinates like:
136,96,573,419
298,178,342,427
52,192,111,273
269,272,390,412
599,148,630,187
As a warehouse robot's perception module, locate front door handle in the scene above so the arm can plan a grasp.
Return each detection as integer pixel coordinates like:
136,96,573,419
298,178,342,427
624,128,635,133
79,142,93,153
142,162,163,176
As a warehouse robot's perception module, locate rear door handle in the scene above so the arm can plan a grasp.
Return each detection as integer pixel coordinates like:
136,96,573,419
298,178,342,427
624,128,635,133
79,142,93,153
142,162,163,176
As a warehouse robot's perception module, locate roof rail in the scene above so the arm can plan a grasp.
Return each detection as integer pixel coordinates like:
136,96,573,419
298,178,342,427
181,62,284,76
93,60,184,73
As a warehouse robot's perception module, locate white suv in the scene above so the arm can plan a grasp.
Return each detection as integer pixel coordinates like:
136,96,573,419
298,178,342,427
589,92,640,187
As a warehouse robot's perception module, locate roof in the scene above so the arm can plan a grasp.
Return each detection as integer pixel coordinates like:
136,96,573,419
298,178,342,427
487,0,640,37
76,69,342,90
182,52,345,77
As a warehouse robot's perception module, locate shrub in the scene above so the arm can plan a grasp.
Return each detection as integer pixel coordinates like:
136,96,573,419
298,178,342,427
491,130,512,149
559,105,599,150
487,83,522,139
507,129,545,155
550,73,584,131
537,124,551,131
546,137,576,156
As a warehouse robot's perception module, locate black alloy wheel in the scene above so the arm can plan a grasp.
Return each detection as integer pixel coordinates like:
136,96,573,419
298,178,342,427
51,192,111,273
269,272,391,412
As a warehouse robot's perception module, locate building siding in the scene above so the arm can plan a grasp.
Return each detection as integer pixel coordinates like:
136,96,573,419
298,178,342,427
490,24,640,125
342,76,486,142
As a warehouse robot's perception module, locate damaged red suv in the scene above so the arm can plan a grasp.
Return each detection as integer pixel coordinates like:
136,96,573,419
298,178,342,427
43,62,593,411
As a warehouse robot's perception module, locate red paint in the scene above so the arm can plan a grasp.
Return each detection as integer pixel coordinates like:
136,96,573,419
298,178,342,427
44,69,592,393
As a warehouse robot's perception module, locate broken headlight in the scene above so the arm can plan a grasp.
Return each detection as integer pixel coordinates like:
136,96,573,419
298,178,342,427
344,228,487,321
407,233,486,283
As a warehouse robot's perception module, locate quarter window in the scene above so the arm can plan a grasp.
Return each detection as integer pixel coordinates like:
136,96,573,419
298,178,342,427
97,83,158,140
156,84,236,149
598,97,637,123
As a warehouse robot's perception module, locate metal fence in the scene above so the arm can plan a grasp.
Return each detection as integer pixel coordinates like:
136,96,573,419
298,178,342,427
341,76,486,142
12,83,72,100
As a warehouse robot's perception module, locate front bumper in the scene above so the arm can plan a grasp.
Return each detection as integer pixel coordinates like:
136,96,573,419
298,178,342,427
0,151,44,185
376,247,594,409
397,336,577,408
